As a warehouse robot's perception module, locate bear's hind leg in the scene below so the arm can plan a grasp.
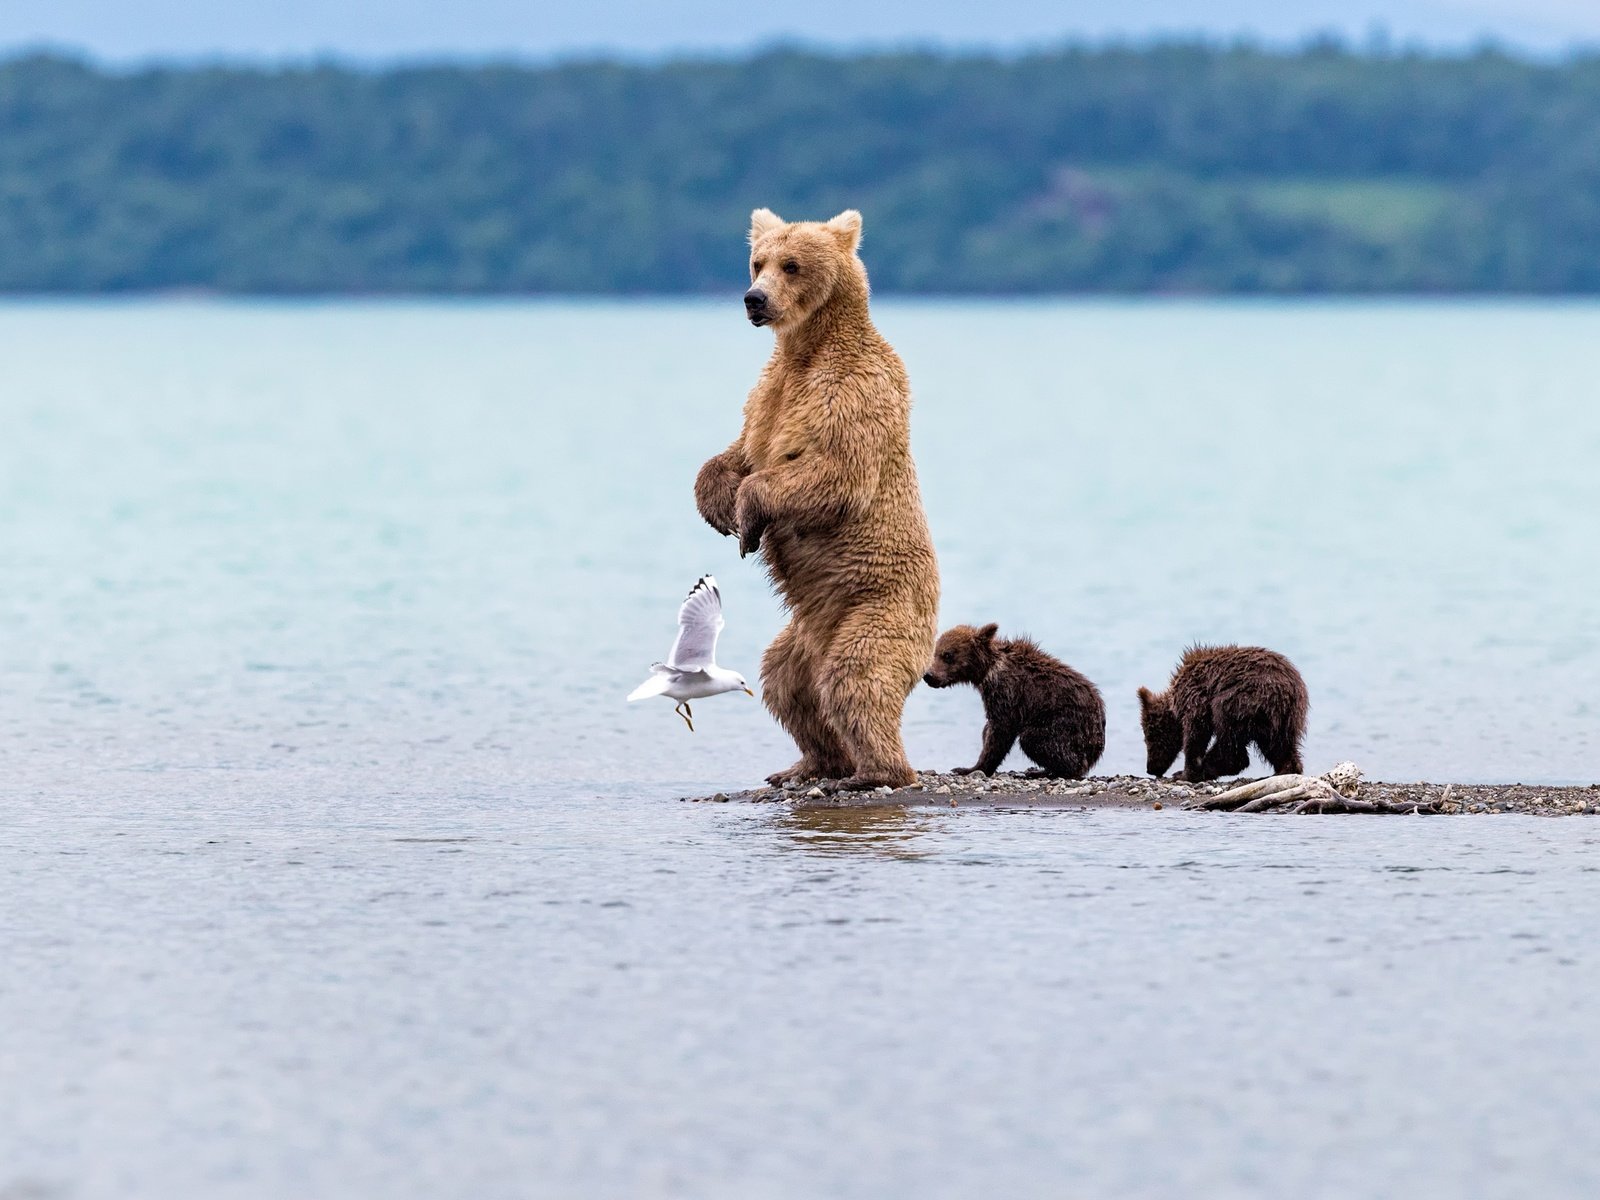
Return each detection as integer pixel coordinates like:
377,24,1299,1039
818,622,921,792
1256,725,1304,777
762,620,853,785
1019,723,1090,779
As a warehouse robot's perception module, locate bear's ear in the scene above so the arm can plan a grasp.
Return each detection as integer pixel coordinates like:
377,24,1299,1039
978,622,999,642
823,209,863,253
749,208,785,243
1137,686,1154,711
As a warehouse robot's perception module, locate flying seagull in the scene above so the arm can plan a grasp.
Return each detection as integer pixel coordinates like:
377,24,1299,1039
628,575,753,730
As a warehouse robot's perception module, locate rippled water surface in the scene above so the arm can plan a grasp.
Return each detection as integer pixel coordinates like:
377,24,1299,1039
3,301,1598,1198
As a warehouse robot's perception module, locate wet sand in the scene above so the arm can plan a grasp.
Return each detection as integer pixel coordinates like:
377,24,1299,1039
687,771,1600,816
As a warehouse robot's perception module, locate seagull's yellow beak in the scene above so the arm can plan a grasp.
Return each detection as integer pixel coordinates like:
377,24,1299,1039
742,687,755,696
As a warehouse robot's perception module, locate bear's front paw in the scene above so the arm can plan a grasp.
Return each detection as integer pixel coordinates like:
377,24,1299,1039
694,457,741,536
950,766,977,776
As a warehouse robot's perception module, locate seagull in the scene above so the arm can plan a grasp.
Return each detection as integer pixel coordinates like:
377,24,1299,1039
627,575,754,731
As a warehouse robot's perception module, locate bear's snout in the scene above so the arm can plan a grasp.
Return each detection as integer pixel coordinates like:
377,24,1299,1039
744,288,771,325
922,672,944,688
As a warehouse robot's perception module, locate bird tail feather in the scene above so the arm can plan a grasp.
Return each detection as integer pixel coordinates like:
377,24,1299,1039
627,668,673,702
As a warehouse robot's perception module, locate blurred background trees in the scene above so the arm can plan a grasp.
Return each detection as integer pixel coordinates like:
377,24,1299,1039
3,43,1599,293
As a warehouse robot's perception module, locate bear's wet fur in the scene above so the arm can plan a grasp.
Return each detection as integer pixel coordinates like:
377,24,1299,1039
694,209,940,791
923,623,1106,779
1137,645,1308,783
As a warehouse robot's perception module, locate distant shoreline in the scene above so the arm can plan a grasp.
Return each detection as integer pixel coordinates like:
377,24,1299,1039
689,772,1600,816
7,47,1600,294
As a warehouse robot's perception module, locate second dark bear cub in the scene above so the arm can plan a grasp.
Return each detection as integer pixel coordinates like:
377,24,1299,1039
922,623,1106,778
1138,645,1308,782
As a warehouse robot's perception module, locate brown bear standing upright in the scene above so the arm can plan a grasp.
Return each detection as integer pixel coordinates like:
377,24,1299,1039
1137,645,1308,782
694,208,939,790
922,623,1106,779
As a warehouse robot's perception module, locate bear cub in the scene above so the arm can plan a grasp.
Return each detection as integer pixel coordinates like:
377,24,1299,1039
923,623,1106,778
1138,645,1308,782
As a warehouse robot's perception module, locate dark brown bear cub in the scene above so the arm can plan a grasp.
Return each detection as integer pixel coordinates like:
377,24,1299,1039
922,623,1106,778
1137,645,1308,782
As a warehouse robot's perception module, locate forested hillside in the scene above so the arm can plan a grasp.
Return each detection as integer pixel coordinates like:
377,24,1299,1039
3,45,1600,292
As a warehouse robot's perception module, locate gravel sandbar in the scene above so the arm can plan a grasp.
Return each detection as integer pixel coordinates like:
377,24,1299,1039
685,771,1600,816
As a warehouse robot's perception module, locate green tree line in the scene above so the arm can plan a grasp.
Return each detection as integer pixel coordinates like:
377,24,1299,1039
2,44,1600,292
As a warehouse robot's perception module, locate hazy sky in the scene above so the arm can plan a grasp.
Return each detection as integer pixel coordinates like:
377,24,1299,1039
3,0,1598,61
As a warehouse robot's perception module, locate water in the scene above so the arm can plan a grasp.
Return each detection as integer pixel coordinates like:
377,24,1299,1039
2,300,1598,1198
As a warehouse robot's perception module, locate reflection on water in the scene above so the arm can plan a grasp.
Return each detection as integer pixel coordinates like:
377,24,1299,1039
768,804,943,860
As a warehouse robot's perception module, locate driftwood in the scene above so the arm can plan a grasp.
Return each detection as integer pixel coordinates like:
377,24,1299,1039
1186,762,1445,815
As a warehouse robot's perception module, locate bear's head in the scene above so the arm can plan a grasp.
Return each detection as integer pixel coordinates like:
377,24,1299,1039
744,208,866,330
1137,687,1182,778
922,623,1000,689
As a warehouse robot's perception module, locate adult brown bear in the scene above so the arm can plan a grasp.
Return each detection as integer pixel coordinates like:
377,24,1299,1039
694,209,940,790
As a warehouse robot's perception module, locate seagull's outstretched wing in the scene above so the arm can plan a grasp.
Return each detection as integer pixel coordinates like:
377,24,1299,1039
627,663,674,702
668,575,724,670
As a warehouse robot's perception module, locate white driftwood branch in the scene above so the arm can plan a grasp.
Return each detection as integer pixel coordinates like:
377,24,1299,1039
1186,762,1444,815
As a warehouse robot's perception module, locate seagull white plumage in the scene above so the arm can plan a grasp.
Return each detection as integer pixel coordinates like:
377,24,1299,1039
627,575,754,731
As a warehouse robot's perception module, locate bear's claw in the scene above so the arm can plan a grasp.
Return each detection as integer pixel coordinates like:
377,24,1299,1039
737,520,765,558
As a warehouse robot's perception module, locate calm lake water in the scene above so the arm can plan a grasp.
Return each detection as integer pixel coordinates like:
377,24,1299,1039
3,300,1598,1198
